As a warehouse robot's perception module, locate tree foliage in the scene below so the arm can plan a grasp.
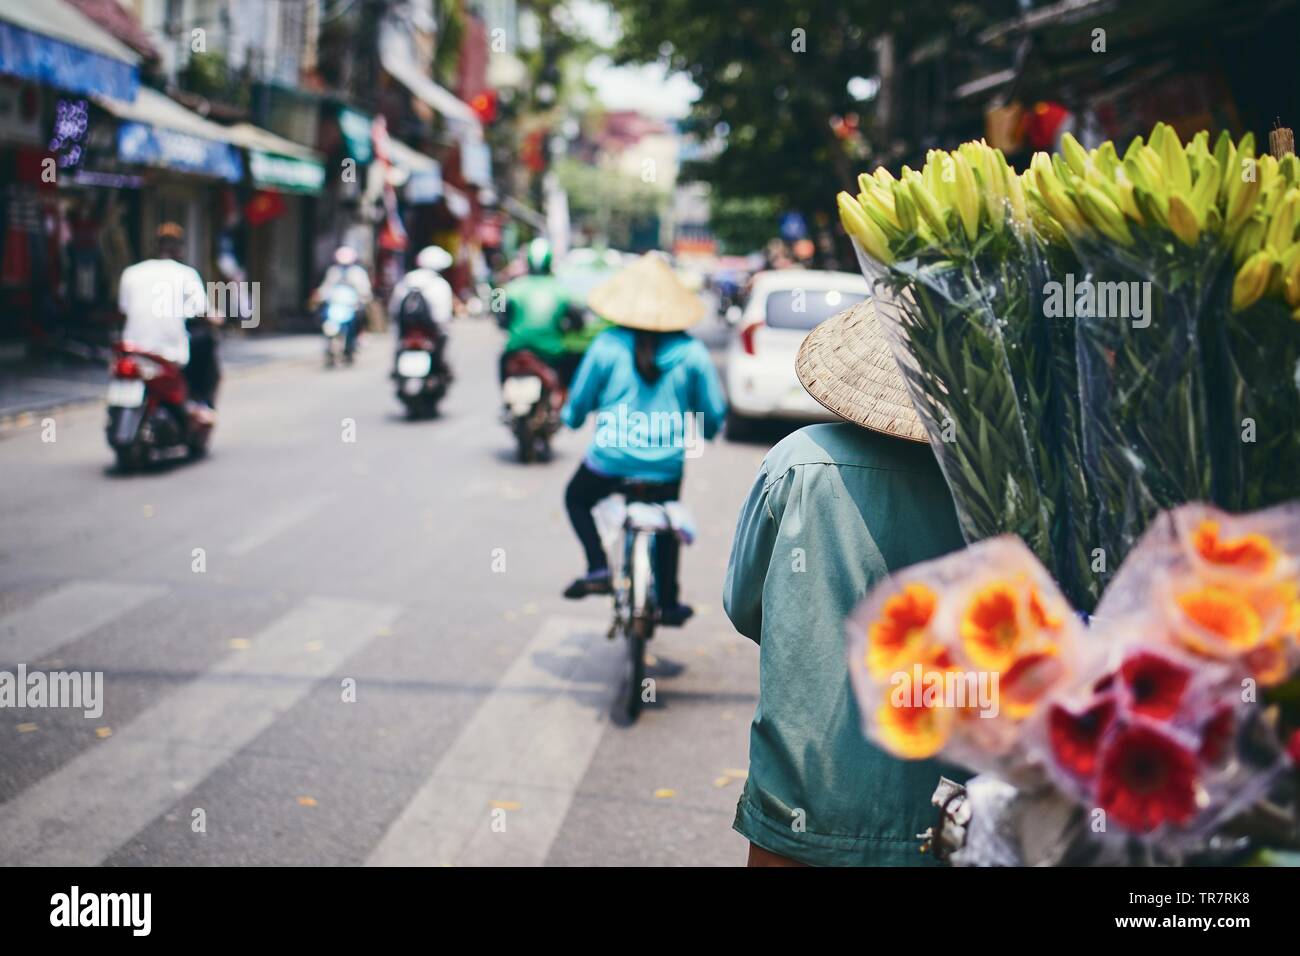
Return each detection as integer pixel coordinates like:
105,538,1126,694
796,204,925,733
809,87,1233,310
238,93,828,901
607,0,995,241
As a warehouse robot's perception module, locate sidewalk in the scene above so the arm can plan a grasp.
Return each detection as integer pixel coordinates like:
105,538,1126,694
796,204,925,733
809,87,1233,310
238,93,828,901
0,333,324,421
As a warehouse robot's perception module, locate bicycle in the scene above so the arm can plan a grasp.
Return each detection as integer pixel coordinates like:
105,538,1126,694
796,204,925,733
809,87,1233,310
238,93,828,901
600,497,694,722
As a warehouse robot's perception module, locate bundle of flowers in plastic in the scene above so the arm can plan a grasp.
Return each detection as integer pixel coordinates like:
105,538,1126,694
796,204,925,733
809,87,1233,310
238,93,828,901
845,536,1086,776
847,502,1300,861
839,143,1056,578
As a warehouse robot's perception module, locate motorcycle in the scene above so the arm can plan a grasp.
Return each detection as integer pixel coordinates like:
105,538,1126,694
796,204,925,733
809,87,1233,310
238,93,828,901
393,322,452,418
500,350,562,463
320,283,361,367
105,345,214,471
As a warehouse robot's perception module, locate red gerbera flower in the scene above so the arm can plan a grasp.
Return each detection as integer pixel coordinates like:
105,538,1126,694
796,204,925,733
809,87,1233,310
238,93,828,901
1198,706,1235,765
1120,652,1190,720
1097,724,1200,834
1048,698,1115,777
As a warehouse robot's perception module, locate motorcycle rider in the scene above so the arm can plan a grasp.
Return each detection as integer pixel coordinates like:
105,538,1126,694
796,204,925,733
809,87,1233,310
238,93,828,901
500,237,585,388
117,222,212,414
559,253,727,626
390,245,454,339
312,246,372,357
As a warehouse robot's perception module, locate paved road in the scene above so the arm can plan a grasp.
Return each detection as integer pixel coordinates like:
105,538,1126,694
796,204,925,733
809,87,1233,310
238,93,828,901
0,317,782,866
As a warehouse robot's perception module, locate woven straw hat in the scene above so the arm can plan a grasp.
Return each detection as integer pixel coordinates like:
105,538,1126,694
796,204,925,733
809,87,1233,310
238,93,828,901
586,253,706,332
795,297,928,442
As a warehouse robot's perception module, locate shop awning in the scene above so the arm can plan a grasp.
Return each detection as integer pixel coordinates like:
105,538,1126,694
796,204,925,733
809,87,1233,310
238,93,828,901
227,122,325,195
378,17,480,136
97,87,243,181
387,137,442,204
337,107,373,163
0,0,139,101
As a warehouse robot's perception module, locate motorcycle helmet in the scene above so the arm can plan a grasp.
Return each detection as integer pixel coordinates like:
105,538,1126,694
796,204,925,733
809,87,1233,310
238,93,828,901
526,237,552,275
334,246,359,266
416,245,454,272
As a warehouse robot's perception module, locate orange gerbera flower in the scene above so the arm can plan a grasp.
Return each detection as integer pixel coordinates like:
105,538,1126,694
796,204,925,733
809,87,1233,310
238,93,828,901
867,583,937,679
1000,649,1066,719
1191,520,1279,578
960,582,1023,671
1175,586,1264,653
874,696,953,759
1028,588,1064,632
1243,635,1292,686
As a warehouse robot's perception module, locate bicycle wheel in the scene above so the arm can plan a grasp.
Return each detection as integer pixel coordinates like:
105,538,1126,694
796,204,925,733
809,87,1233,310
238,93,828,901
624,531,655,721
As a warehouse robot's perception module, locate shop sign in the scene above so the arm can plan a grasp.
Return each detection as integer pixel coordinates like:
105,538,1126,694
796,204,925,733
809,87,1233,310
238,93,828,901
117,121,242,182
250,149,325,195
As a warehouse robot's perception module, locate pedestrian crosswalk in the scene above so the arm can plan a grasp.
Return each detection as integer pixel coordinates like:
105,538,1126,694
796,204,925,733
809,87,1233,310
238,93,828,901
367,616,623,866
0,580,624,866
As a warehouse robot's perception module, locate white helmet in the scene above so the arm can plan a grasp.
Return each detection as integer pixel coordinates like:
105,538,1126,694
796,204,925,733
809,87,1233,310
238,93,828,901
333,246,358,266
416,245,453,272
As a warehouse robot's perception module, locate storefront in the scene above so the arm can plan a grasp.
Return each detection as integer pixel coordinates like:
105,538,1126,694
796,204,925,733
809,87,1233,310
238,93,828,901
0,0,140,349
233,128,325,330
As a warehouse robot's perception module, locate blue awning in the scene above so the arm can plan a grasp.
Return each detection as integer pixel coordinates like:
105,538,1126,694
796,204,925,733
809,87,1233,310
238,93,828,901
0,3,139,102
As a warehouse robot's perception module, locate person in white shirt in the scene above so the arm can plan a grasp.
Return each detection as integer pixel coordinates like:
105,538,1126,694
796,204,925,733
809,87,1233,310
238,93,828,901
312,246,372,355
117,223,207,367
389,245,455,333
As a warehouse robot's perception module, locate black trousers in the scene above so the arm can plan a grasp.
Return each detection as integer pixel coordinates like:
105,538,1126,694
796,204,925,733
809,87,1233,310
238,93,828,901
184,334,220,408
564,463,682,607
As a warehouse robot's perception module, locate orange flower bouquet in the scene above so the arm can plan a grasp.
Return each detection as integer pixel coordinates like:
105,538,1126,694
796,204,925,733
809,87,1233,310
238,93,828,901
847,502,1300,863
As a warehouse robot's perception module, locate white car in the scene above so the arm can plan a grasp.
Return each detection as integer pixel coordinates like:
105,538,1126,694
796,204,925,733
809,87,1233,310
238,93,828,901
724,270,870,436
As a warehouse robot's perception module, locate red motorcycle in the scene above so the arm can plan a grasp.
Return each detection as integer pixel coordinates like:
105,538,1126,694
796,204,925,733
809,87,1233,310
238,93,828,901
105,345,214,471
500,349,563,463
393,322,452,419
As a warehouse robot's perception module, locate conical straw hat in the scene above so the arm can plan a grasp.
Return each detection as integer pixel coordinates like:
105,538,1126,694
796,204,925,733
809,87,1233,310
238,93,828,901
586,253,706,332
795,298,928,442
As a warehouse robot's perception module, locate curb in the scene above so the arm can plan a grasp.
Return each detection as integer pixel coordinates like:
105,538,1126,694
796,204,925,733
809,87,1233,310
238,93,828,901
0,347,324,435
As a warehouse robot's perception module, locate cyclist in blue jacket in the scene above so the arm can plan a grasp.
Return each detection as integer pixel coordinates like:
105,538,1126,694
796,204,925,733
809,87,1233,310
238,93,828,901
560,253,727,626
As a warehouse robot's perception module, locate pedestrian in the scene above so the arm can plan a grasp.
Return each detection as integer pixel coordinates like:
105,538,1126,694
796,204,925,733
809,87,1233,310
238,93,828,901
723,299,967,866
560,253,728,627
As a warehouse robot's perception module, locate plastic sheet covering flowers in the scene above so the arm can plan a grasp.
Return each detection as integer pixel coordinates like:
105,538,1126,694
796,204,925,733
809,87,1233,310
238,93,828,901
839,145,1058,575
846,503,1300,862
838,125,1300,612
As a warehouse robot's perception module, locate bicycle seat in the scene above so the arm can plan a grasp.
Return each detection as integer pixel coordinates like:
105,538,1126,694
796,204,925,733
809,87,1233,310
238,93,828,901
624,501,696,544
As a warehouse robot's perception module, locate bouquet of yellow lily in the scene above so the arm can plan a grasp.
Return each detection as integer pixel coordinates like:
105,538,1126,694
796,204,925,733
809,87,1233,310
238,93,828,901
838,142,1076,602
846,502,1300,865
839,124,1300,612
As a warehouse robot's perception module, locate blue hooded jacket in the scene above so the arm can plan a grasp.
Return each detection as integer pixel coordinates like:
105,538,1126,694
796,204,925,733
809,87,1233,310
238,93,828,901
562,327,728,482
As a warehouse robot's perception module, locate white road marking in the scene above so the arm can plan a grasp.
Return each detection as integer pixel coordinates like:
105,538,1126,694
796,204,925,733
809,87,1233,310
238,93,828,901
0,581,164,665
0,595,400,865
226,493,334,556
366,615,621,866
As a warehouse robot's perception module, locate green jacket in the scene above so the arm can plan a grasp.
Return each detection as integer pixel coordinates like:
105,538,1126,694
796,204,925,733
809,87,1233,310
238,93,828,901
503,274,581,359
723,423,967,866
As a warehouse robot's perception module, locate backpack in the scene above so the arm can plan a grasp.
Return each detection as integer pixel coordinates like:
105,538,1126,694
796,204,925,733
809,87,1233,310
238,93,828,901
398,287,433,334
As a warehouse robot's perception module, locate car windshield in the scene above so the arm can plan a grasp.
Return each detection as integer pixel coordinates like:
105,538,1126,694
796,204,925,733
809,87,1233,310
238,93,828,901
764,288,866,329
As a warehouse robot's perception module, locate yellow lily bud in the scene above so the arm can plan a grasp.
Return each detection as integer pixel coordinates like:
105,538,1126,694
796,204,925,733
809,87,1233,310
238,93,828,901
1265,189,1300,251
1227,173,1263,233
1189,156,1220,221
837,192,892,263
1080,183,1134,245
1061,132,1089,178
1233,216,1267,265
1232,250,1275,311
1283,247,1300,308
904,172,950,241
1005,165,1028,224
952,152,981,240
1157,127,1191,194
1167,194,1201,246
